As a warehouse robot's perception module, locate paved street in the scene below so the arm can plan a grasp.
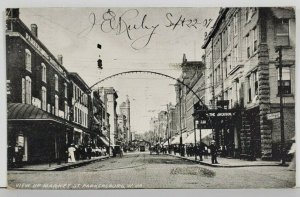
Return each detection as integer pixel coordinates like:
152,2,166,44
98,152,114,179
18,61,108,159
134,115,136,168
8,152,295,189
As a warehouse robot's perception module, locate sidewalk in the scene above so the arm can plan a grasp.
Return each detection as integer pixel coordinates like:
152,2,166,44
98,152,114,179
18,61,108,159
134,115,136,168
169,153,288,168
9,155,110,171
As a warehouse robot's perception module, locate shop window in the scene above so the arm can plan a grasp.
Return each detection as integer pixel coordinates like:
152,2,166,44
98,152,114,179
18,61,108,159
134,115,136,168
278,67,291,95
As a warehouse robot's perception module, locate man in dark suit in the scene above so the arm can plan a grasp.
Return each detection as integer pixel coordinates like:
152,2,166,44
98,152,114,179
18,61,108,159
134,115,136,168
209,140,219,164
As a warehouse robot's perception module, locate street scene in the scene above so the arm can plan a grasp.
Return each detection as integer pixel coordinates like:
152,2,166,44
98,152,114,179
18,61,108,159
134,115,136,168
6,7,296,189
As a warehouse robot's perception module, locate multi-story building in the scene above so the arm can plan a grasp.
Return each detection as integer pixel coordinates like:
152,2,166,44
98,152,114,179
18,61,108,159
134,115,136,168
158,110,167,142
166,103,177,138
6,9,114,165
119,96,131,144
174,54,205,142
201,7,295,160
99,87,118,146
68,73,91,146
117,114,127,144
7,9,72,164
149,117,159,143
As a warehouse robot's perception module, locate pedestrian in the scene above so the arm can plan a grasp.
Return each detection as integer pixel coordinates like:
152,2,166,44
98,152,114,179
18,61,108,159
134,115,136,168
87,144,92,159
68,144,76,163
209,140,219,164
288,136,296,171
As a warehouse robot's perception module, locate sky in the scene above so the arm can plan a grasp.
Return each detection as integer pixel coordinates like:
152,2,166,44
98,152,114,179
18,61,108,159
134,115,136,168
19,7,219,133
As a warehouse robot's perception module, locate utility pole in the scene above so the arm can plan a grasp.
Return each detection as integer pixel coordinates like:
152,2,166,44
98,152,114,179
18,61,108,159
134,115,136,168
276,46,285,165
179,85,183,156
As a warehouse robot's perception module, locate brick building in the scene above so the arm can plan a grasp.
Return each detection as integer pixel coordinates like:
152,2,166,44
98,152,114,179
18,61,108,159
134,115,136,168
201,7,295,160
6,9,112,165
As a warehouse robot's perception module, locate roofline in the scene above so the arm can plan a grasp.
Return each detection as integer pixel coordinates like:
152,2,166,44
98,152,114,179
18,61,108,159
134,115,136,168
69,72,90,91
201,8,229,49
8,18,70,74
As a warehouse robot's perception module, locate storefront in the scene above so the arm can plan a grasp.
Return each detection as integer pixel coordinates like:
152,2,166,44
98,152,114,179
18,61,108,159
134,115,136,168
8,103,71,166
193,107,239,158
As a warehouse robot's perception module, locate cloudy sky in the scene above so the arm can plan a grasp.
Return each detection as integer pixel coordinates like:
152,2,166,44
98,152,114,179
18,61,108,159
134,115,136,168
19,7,219,133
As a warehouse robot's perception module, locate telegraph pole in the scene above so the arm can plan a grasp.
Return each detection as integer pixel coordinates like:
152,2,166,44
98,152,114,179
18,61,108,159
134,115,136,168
276,46,285,165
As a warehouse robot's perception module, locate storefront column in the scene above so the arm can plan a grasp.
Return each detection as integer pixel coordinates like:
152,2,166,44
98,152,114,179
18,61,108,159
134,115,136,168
258,43,272,160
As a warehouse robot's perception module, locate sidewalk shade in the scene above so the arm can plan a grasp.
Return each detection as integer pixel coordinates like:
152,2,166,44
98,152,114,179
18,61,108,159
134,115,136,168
99,136,110,147
170,132,189,145
183,129,213,145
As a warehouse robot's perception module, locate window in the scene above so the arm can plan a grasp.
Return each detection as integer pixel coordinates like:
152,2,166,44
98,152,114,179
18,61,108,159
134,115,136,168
246,34,251,58
228,54,232,71
224,57,228,77
245,8,249,23
74,107,77,122
247,76,251,102
41,63,46,82
64,101,68,119
22,78,25,103
227,24,231,44
217,65,221,84
64,83,67,98
278,67,291,95
253,26,258,52
25,49,31,72
25,76,31,104
41,86,47,110
254,71,258,95
54,74,58,91
55,95,59,116
275,19,290,46
234,13,238,35
233,45,238,66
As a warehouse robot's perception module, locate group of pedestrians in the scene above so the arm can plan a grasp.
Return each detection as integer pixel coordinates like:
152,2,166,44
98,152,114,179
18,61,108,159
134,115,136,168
67,143,107,163
169,140,219,164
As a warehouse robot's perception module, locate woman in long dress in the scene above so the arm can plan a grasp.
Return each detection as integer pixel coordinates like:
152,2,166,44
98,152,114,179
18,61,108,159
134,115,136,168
68,144,76,163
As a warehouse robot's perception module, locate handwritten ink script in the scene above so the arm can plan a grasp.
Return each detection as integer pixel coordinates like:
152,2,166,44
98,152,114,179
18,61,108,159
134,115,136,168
82,9,213,50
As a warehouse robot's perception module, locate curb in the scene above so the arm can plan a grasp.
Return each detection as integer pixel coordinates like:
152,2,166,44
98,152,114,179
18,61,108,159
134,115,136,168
9,156,110,171
168,154,282,168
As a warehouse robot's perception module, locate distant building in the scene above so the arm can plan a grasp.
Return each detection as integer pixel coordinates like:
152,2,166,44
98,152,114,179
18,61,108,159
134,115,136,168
119,96,131,143
99,87,118,146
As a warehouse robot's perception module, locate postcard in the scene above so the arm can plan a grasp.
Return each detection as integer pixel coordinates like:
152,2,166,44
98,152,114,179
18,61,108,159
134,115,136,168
5,7,296,189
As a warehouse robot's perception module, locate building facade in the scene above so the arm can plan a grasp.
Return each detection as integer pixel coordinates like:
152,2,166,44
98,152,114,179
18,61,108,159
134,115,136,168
6,9,113,165
119,96,131,144
201,7,295,160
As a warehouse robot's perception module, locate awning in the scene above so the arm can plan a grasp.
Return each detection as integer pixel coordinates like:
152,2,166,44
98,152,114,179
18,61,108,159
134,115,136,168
183,129,213,145
98,136,116,147
170,132,189,145
7,103,70,126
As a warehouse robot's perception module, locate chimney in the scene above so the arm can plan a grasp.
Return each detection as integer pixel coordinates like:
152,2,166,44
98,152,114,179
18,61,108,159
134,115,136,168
57,55,63,65
30,24,38,37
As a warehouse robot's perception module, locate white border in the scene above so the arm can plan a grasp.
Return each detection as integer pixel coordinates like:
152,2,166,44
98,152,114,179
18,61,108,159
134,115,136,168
0,0,299,195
